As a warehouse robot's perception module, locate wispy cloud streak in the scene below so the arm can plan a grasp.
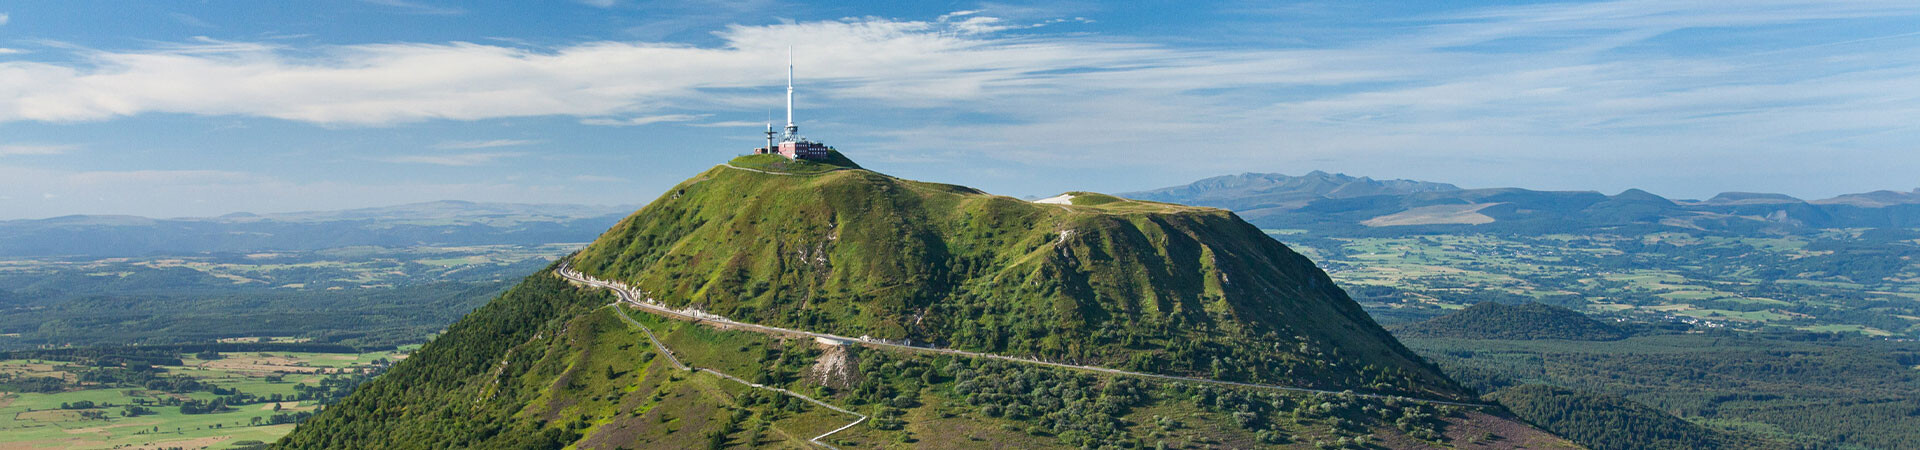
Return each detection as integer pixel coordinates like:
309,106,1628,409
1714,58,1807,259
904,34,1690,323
0,1,1913,195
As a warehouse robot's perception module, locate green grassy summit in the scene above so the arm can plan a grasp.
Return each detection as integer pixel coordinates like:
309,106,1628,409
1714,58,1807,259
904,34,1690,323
571,157,1465,400
727,150,861,174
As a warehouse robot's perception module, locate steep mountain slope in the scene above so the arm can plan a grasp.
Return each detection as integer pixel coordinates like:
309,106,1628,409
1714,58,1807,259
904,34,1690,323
571,153,1462,398
279,153,1580,448
279,266,1571,449
1392,302,1625,341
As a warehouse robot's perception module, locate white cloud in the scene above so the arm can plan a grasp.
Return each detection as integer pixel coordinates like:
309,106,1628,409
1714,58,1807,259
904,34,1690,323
577,0,616,7
0,13,9,26
0,48,21,55
379,152,525,166
941,15,1024,35
0,144,76,156
0,15,1224,126
8,3,1905,134
580,114,707,127
0,2,1916,199
432,139,538,149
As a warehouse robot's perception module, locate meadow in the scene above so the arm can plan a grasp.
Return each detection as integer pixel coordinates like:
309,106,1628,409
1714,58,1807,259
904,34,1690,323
0,244,582,351
0,348,406,450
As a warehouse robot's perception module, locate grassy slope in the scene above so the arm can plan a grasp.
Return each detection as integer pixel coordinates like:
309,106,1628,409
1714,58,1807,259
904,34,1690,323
274,268,834,449
572,154,1463,400
629,308,1574,449
280,267,1570,449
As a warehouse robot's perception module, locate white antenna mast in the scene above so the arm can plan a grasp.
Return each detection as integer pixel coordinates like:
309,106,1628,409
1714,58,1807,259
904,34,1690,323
785,46,795,132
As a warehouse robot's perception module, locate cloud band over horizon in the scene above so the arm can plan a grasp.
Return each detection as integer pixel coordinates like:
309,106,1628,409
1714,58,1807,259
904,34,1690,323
0,1,1916,218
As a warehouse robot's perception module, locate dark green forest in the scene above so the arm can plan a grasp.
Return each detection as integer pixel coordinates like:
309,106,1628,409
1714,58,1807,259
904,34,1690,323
1391,302,1626,340
1408,333,1920,448
1491,384,1755,450
0,257,547,350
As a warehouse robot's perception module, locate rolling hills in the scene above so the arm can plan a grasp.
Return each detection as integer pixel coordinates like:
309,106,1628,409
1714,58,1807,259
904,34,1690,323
1123,172,1920,235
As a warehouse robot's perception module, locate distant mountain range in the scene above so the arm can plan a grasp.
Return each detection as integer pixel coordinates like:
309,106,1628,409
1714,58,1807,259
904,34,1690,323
1123,173,1920,235
0,200,637,257
9,174,1916,257
1123,171,1462,212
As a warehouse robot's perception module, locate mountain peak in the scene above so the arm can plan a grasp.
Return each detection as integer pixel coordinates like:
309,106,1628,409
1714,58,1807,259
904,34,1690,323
280,157,1576,449
1611,188,1676,206
1814,189,1920,207
1701,192,1803,205
567,158,1462,398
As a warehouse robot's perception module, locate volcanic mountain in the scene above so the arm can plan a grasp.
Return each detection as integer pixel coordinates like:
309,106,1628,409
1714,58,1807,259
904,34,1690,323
278,152,1568,448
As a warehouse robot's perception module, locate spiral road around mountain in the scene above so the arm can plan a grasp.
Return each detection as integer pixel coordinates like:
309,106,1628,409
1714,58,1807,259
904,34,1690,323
556,262,1493,447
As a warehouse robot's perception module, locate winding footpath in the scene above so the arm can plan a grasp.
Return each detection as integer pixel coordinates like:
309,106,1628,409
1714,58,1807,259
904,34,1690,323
608,305,865,449
557,262,1492,445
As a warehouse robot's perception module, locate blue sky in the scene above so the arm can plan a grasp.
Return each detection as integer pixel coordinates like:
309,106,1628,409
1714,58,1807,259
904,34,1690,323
0,1,1916,219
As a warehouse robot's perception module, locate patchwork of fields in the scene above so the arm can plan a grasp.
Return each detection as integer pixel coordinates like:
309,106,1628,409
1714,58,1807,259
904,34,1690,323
0,243,583,290
1274,230,1920,336
0,349,406,450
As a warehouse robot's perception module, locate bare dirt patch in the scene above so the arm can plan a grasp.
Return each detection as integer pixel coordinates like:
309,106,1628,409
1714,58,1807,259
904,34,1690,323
808,343,860,389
